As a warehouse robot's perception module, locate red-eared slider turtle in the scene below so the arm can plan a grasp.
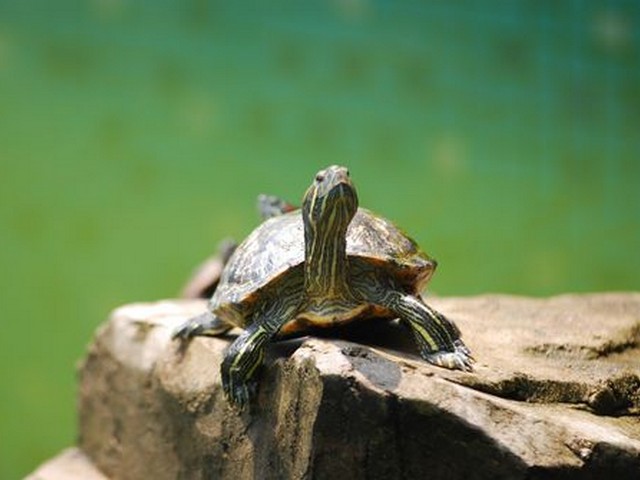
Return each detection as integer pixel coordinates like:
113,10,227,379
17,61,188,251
181,196,297,299
174,165,472,406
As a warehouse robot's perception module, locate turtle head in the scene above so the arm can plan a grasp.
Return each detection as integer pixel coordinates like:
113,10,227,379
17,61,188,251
302,165,358,231
302,165,358,296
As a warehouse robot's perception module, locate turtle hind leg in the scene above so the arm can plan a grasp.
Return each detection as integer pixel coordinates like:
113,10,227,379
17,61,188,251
172,311,231,339
257,194,297,220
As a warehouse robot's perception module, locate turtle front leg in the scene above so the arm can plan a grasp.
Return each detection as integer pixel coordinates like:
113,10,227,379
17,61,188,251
172,311,231,339
379,291,473,371
221,323,271,407
221,301,299,408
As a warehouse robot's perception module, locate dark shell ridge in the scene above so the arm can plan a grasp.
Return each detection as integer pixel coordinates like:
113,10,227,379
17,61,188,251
213,208,432,306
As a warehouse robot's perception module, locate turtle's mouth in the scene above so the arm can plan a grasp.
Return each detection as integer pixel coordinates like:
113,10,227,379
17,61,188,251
328,181,358,218
303,165,358,225
330,180,356,200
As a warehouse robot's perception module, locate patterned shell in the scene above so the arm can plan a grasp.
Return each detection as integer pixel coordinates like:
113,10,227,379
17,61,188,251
213,208,433,306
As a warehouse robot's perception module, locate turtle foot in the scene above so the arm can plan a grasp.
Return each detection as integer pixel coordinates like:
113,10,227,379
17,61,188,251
423,340,474,372
453,338,473,359
172,311,220,340
222,375,257,409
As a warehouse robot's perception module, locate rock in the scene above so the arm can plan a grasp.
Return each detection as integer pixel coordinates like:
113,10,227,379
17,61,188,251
74,294,640,479
428,294,640,415
26,448,107,480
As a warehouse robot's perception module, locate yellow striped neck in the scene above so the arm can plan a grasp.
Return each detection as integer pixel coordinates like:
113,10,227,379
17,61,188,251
301,165,358,300
303,215,350,298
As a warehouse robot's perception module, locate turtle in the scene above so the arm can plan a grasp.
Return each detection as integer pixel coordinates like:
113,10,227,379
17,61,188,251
180,238,238,299
256,193,297,220
180,195,297,299
174,165,473,407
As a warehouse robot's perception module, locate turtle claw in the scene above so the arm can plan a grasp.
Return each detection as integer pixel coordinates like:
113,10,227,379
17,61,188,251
222,375,257,409
423,340,474,372
172,316,204,340
453,339,472,356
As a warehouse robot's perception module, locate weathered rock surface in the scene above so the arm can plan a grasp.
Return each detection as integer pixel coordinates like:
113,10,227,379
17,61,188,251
40,293,640,479
26,448,107,480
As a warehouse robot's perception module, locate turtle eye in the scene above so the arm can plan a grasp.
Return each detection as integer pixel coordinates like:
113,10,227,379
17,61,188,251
315,172,325,182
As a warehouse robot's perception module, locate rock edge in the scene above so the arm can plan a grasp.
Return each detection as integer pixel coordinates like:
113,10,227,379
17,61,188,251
32,293,640,479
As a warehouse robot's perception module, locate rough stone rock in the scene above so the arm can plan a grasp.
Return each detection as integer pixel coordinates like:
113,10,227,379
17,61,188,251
74,294,640,479
26,448,107,480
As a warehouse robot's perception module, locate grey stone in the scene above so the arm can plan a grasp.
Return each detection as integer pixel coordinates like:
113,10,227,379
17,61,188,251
69,293,640,479
26,448,107,480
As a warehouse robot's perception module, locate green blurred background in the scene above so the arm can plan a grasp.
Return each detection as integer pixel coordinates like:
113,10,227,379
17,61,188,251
1,0,638,477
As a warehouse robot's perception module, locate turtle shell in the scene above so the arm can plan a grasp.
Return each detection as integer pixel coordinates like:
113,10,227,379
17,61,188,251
212,208,435,310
